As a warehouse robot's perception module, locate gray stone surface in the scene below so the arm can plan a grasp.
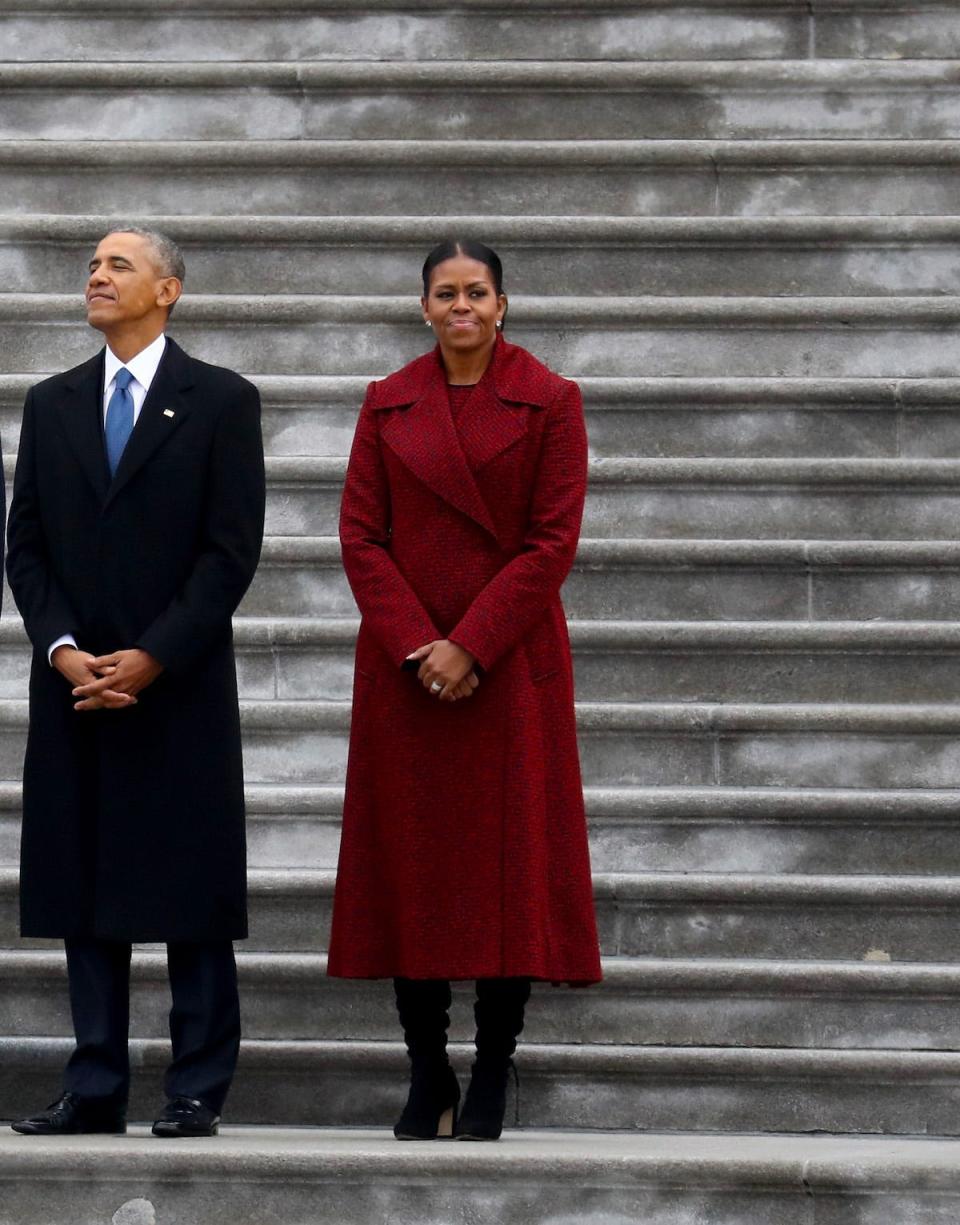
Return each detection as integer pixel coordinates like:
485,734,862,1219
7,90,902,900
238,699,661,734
9,292,960,378
5,1128,960,1225
0,3,818,64
3,697,960,788
8,214,960,297
6,865,960,960
14,447,960,539
5,61,960,142
8,949,960,1050
13,610,960,700
9,138,960,218
13,616,960,704
8,370,957,462
6,1037,960,1134
9,780,959,875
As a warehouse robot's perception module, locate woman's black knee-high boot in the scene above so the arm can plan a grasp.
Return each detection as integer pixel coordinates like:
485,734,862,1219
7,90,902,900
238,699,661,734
393,978,460,1140
456,977,531,1141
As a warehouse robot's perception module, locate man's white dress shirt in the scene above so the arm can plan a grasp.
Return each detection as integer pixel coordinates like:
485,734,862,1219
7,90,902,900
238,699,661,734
48,334,168,662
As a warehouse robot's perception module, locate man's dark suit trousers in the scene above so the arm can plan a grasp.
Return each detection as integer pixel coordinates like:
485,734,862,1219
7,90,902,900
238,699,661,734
62,938,240,1113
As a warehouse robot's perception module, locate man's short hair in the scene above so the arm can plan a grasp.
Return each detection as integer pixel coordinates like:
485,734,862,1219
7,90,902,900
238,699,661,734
106,225,185,281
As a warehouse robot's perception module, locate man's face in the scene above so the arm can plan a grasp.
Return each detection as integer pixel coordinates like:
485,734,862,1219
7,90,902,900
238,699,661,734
85,232,179,332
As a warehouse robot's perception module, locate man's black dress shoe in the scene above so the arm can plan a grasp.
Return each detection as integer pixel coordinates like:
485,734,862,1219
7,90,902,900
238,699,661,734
11,1092,126,1135
151,1096,220,1137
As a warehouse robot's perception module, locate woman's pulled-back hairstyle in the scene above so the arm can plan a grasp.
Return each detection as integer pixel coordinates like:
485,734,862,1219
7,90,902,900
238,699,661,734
421,239,505,299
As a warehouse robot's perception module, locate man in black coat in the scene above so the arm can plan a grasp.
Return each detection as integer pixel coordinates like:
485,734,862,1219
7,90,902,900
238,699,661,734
7,228,265,1137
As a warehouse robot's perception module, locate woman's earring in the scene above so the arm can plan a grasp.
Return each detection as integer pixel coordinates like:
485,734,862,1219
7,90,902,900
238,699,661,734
496,320,503,330
425,320,432,327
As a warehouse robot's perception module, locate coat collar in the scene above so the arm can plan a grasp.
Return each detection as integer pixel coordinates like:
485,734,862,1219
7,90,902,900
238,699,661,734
372,338,565,544
57,337,196,506
370,335,564,412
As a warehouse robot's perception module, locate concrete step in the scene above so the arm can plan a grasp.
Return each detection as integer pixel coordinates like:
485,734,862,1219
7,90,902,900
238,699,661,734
237,534,822,622
567,620,960,704
566,538,960,621
21,448,911,540
0,1,825,64
187,614,960,706
10,292,960,379
1,0,959,60
21,447,960,540
5,781,956,877
808,2,960,61
209,783,960,878
12,0,954,66
2,781,958,876
6,697,960,789
10,367,647,461
564,620,960,704
0,532,948,624
6,866,960,961
253,455,960,539
9,950,960,1051
10,616,960,705
12,373,960,462
0,533,663,624
5,139,960,218
11,213,960,297
4,1037,960,1134
246,533,960,621
4,61,960,142
1,1129,960,1225
237,535,960,623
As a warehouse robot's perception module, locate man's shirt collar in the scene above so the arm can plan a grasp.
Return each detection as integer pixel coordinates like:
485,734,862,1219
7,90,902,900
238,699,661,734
104,332,167,394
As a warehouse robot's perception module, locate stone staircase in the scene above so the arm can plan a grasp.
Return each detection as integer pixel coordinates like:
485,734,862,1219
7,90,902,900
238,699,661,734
3,0,960,1221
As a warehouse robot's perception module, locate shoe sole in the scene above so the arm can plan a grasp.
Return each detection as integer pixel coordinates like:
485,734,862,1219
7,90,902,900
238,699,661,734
393,1133,455,1141
151,1125,219,1138
11,1123,127,1135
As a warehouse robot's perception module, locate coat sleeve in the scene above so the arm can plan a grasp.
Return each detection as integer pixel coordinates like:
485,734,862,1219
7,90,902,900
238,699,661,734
339,387,441,666
135,381,266,674
6,388,81,650
448,379,587,672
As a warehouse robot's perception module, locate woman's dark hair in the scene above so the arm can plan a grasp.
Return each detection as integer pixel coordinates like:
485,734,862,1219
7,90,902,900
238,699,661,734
421,240,505,298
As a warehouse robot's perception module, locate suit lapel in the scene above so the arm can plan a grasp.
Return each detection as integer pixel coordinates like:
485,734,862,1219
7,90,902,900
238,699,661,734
55,351,111,502
380,355,499,541
104,338,195,508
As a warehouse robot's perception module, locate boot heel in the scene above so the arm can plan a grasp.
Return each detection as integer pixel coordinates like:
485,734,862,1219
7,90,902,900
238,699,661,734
393,1063,461,1140
437,1106,455,1138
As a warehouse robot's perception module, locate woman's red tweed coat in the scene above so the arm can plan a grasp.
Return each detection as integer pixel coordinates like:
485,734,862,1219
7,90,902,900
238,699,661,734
327,336,602,984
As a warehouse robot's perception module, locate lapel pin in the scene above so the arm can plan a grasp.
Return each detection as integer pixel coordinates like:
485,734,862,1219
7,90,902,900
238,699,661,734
163,409,175,418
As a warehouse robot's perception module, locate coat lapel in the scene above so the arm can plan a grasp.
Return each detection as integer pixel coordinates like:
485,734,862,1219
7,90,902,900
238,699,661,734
376,338,559,543
379,353,499,541
55,351,111,502
453,370,531,472
104,337,195,508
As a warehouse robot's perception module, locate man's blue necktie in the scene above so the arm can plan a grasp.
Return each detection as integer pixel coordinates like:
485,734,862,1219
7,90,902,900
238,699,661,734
105,367,135,476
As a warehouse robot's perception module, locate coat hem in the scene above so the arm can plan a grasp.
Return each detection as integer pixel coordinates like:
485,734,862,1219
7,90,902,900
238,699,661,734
327,966,602,987
19,923,249,943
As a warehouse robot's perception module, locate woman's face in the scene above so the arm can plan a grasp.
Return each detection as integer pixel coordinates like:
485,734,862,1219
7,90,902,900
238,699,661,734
421,256,506,356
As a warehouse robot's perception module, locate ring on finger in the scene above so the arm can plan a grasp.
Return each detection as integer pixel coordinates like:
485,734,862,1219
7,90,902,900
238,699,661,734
430,681,443,693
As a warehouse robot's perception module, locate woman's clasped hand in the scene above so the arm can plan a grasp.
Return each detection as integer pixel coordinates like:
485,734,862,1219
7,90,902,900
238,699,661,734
406,639,480,701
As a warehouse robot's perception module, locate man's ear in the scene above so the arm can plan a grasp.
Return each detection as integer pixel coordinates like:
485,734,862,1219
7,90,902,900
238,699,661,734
157,277,182,310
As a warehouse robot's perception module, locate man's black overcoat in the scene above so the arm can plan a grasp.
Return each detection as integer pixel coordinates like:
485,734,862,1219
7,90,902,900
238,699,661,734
6,338,265,942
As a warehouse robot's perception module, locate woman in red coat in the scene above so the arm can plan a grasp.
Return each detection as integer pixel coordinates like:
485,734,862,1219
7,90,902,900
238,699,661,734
328,240,601,1141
